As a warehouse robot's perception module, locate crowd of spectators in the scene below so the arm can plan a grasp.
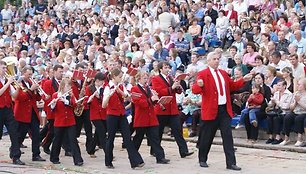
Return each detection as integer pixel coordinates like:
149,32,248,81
0,0,306,146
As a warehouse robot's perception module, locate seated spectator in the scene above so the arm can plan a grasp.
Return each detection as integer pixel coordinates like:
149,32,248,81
244,73,271,142
251,55,267,75
235,84,264,140
231,67,251,115
266,80,293,145
215,10,229,40
188,19,202,46
200,16,217,51
231,53,249,77
231,30,246,55
179,79,201,137
242,42,259,69
281,67,294,93
291,78,306,146
168,48,182,76
265,66,281,93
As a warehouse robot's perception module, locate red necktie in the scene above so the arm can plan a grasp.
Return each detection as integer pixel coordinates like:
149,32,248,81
215,69,224,96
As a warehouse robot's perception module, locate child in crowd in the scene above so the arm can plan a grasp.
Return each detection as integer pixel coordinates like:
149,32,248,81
235,84,264,130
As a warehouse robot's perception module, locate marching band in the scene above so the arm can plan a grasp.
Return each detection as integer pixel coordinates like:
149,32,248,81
0,57,193,168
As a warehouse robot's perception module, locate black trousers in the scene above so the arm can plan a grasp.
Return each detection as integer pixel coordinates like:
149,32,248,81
244,111,266,140
180,110,201,134
105,115,143,167
18,110,41,158
50,125,83,164
157,115,188,155
40,119,54,150
89,120,107,154
198,105,236,167
266,113,283,135
295,114,306,134
133,126,165,161
75,109,93,154
0,107,21,160
283,113,295,136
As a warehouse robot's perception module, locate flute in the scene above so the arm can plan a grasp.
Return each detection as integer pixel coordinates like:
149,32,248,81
48,89,73,107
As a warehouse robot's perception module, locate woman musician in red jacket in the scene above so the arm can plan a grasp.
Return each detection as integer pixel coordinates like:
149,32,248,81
102,68,144,169
131,71,170,164
49,78,83,166
85,72,107,157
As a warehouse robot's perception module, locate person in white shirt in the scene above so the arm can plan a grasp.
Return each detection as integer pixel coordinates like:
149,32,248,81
289,53,305,80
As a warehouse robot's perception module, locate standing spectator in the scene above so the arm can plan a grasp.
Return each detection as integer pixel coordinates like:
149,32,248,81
205,1,218,25
1,4,13,25
35,0,47,15
158,6,176,32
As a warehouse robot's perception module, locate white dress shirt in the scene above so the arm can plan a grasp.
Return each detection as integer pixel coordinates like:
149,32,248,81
209,67,226,105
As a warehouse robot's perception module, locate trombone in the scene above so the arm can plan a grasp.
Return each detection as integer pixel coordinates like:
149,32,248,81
29,77,49,98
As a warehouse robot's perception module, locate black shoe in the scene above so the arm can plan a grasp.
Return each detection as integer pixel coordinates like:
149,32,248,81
52,161,61,164
32,156,46,161
271,139,283,145
150,152,156,157
199,161,208,168
13,159,25,165
20,144,27,148
43,148,51,155
157,158,170,164
226,164,241,171
132,162,145,169
265,138,274,144
75,161,83,166
181,152,194,158
106,164,115,169
65,151,72,157
189,132,197,137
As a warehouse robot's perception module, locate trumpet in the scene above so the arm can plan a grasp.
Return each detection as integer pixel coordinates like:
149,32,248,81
29,77,49,98
4,72,26,91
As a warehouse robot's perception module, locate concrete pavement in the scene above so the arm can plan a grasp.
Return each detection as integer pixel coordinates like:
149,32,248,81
0,134,306,174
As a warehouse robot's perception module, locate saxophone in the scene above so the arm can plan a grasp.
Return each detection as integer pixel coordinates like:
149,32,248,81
74,77,87,116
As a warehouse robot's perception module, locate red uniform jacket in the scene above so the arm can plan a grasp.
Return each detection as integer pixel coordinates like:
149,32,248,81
131,84,159,128
14,80,41,123
51,92,77,127
42,78,59,119
105,84,125,116
85,86,106,121
225,10,238,23
192,68,245,121
151,74,182,116
0,81,12,108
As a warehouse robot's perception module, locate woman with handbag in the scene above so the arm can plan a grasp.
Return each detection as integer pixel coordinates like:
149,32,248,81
266,79,293,145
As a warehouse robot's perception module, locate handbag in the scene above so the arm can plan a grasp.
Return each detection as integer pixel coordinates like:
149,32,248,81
265,106,282,115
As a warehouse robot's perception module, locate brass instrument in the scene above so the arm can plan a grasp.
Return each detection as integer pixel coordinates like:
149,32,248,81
29,77,49,98
74,77,87,117
3,56,26,91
